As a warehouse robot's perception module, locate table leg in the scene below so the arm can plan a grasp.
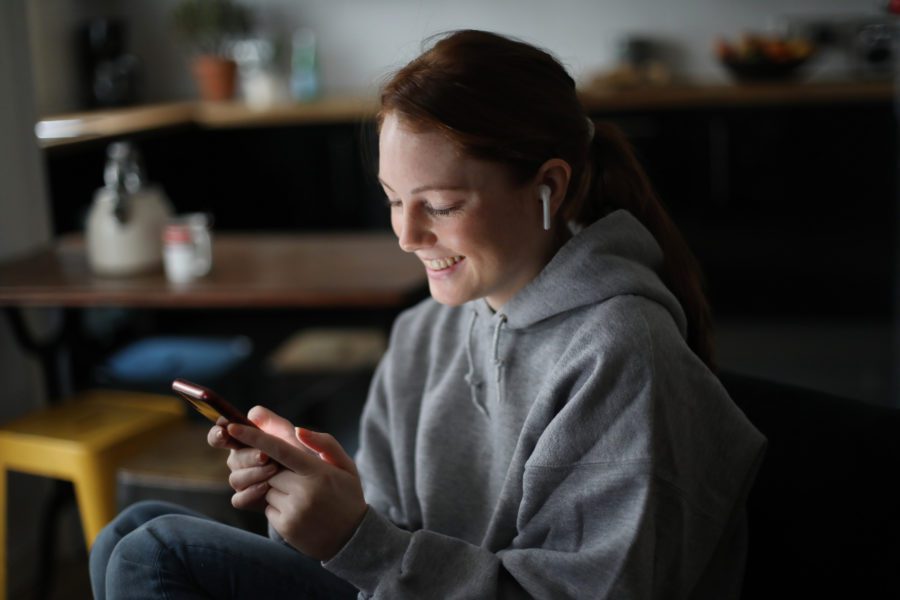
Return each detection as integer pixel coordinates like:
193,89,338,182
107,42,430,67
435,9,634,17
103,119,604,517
35,481,74,600
2,306,71,402
2,307,75,599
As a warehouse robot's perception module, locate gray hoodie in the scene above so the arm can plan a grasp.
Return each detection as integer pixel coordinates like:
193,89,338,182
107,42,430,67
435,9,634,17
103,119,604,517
324,210,766,598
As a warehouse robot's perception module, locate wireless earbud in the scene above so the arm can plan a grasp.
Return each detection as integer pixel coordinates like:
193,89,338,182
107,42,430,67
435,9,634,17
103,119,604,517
538,185,551,231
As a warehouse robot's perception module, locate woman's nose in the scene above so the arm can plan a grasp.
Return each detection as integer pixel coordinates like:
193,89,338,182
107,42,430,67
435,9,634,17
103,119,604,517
395,208,436,253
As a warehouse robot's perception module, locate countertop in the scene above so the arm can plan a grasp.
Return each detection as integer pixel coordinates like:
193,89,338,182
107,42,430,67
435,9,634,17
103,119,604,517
35,80,893,148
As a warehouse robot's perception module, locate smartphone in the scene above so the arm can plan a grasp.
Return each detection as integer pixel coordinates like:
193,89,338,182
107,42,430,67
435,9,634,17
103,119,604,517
172,378,255,427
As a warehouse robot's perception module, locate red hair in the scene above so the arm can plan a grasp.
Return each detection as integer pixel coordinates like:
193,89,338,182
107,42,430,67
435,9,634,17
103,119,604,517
380,30,714,367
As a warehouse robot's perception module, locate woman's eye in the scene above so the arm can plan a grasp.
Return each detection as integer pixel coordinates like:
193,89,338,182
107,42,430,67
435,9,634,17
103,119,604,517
426,205,459,216
384,197,459,216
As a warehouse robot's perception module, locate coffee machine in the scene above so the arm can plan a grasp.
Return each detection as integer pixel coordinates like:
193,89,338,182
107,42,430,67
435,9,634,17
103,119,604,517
79,17,140,108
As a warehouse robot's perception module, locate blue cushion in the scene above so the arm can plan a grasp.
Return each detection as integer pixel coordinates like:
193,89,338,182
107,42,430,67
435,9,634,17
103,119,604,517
98,336,253,385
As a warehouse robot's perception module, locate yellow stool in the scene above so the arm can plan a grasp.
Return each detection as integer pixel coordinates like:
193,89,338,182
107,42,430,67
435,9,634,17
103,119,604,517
0,389,185,600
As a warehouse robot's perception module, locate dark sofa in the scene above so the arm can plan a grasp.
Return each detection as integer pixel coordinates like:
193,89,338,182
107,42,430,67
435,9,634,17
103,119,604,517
720,371,900,599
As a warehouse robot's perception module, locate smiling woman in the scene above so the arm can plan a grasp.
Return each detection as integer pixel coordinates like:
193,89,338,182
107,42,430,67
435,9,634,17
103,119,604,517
90,30,766,600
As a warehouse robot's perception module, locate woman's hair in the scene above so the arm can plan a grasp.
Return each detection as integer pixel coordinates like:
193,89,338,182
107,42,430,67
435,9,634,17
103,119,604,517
379,29,714,367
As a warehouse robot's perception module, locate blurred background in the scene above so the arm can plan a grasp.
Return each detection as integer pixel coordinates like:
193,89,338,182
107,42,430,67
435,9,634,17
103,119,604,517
1,0,897,598
22,0,900,113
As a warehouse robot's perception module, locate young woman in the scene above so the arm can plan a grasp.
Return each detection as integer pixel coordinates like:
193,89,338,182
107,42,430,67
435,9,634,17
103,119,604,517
91,30,765,599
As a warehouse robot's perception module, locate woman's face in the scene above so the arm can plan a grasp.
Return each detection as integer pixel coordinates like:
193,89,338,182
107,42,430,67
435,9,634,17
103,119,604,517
379,113,552,309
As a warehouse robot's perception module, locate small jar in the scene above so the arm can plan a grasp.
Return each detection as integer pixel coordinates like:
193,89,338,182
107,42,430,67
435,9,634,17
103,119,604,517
163,224,197,284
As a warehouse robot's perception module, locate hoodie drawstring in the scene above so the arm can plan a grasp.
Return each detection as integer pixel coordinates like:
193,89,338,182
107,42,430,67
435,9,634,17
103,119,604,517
492,314,507,385
464,309,508,417
464,310,488,416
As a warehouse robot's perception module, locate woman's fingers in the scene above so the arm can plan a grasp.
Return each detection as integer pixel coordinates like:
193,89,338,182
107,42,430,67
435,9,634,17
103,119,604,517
207,419,244,451
209,406,302,452
226,446,270,471
261,459,367,561
231,481,270,511
207,424,226,447
228,463,278,492
223,420,368,556
296,428,358,476
227,423,319,475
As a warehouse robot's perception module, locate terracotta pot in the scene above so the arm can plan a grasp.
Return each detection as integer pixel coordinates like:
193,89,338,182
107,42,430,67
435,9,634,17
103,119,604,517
191,55,238,102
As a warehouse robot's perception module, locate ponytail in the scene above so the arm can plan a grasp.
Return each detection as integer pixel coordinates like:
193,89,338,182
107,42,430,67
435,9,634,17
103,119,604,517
569,121,715,368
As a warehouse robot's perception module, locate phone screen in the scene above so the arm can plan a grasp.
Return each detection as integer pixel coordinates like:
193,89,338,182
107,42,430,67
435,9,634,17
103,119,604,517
184,394,225,424
171,379,254,426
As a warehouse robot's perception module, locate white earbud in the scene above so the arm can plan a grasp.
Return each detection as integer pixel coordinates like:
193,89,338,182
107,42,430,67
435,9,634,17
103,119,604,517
538,184,551,231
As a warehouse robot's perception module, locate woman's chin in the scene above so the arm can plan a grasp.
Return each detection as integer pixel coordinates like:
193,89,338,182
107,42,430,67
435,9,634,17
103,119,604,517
427,284,473,307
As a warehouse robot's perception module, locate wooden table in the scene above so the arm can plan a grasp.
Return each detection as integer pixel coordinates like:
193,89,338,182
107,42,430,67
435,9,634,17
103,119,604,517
0,232,425,308
0,231,426,399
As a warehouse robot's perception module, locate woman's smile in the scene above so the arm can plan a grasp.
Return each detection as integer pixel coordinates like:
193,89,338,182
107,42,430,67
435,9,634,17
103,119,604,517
422,255,465,272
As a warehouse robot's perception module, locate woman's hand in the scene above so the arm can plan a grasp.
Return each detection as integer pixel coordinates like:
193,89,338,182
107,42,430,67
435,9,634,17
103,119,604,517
207,406,301,512
226,422,368,561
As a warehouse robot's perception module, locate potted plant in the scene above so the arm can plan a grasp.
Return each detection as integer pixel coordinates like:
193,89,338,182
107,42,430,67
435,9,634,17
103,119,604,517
172,0,252,101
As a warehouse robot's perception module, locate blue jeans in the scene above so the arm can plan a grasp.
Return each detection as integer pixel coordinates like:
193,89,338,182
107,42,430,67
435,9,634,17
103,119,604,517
90,500,358,599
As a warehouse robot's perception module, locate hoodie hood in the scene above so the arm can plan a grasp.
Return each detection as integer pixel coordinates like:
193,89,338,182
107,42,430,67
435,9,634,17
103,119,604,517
463,209,688,415
471,209,687,337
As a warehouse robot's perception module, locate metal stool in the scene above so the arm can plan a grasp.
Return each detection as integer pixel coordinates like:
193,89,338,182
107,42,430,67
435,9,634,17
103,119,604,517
0,390,185,600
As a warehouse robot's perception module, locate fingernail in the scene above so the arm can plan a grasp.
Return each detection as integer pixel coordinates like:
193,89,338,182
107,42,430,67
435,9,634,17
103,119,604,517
258,451,269,464
215,428,224,440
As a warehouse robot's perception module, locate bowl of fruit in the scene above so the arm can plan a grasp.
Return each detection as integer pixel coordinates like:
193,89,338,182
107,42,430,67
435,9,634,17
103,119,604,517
715,33,816,83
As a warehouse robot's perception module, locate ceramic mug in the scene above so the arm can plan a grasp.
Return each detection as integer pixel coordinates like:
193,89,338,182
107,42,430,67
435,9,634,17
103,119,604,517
163,213,212,283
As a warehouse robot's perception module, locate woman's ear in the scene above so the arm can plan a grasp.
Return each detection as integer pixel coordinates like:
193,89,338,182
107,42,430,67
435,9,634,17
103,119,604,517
535,158,572,223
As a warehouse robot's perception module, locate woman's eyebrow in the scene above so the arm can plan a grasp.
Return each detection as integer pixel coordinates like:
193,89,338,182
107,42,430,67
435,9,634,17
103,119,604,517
378,178,469,195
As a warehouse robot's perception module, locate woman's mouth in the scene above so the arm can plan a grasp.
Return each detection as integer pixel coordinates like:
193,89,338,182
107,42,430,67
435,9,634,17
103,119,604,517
424,255,464,271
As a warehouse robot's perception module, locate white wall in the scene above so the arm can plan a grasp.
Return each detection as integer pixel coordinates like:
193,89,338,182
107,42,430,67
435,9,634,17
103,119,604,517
1,1,52,342
0,0,50,416
28,0,884,113
1,0,56,595
251,0,877,93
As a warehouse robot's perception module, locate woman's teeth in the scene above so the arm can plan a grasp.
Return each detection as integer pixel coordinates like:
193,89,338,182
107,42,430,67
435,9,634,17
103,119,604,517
425,256,463,270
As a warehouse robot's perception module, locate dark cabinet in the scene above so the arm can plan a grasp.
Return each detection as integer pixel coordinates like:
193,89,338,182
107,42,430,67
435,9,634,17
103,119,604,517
595,101,897,318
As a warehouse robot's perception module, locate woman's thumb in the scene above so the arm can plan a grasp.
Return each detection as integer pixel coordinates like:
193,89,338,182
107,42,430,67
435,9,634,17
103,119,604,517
248,405,300,447
296,427,357,475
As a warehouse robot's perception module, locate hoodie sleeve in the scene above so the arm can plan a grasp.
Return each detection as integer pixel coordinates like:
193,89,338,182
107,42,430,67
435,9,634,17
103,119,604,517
324,307,762,599
324,470,665,599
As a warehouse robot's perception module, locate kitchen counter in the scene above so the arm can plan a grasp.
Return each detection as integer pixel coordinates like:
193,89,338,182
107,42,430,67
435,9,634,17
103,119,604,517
35,80,893,148
579,79,893,111
36,97,379,148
